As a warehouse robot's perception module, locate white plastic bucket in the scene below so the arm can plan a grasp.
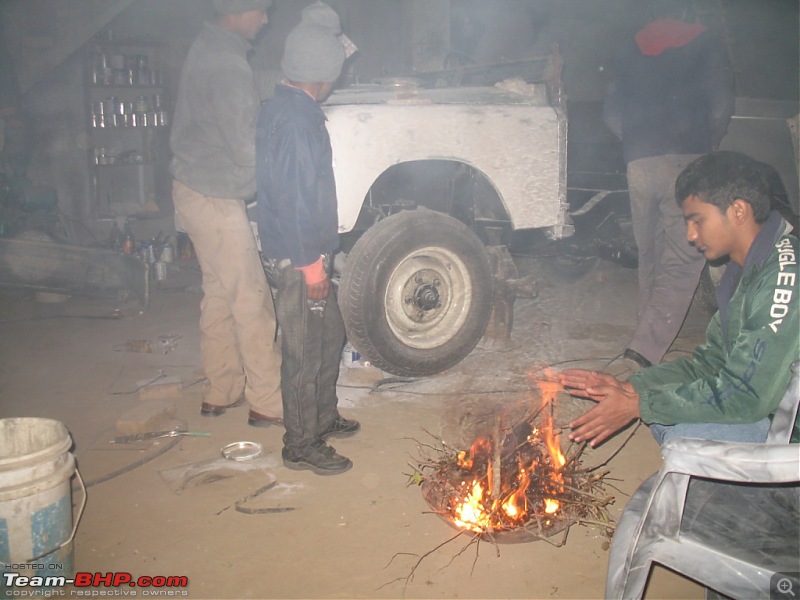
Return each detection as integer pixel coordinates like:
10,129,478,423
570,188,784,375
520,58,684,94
0,418,83,579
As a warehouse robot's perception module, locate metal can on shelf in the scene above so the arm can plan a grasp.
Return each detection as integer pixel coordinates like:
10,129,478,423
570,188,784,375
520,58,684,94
153,261,167,281
141,241,155,264
104,96,118,116
134,95,149,113
112,69,127,86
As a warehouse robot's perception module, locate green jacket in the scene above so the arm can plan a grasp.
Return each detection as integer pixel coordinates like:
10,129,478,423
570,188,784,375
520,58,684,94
631,212,799,441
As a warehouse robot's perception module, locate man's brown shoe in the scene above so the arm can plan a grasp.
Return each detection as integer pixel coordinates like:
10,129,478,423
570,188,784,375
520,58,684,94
248,410,284,428
200,395,246,417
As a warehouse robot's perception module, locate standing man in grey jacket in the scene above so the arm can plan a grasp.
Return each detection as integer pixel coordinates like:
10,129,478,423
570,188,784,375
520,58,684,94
170,0,282,426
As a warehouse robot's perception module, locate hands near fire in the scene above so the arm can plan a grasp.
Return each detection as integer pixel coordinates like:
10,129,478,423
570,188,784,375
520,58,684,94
558,369,640,447
559,369,620,393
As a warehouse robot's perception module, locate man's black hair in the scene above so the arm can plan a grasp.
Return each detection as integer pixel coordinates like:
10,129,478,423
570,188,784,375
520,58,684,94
675,151,772,223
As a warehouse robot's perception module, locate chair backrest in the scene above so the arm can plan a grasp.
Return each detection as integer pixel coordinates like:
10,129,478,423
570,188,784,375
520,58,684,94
766,360,800,444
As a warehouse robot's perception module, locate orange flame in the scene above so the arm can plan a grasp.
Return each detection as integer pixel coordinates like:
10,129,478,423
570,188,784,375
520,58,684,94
538,369,566,513
453,480,490,532
544,498,560,514
446,370,568,532
501,456,530,520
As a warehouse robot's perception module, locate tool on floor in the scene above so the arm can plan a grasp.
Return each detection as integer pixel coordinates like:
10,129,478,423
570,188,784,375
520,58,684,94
113,334,181,354
110,427,209,444
215,480,296,516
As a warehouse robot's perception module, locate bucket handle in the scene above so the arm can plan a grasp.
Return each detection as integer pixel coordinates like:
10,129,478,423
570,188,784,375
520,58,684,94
28,466,87,563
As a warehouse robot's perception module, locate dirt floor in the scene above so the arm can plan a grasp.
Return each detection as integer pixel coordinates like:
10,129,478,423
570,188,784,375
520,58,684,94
0,251,715,599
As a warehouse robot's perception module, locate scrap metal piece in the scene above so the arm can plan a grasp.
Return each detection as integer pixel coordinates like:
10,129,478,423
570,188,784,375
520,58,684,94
111,427,209,444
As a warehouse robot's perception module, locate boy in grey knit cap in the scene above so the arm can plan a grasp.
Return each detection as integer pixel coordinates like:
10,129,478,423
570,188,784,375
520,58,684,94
282,1,349,83
255,2,358,475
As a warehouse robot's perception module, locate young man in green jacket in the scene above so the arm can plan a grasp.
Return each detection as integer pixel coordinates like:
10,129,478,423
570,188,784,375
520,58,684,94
561,151,799,446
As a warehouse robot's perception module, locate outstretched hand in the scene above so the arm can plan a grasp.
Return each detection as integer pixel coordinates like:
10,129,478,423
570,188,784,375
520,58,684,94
559,369,622,398
559,369,640,447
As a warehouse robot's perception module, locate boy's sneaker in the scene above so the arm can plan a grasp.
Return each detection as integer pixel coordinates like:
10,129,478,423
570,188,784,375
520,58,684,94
282,443,352,476
320,416,360,440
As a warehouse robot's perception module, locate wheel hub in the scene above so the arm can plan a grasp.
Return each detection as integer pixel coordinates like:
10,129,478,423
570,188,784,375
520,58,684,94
402,269,444,322
412,282,440,312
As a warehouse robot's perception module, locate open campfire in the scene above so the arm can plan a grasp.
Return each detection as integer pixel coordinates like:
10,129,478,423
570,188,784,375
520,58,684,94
412,375,615,545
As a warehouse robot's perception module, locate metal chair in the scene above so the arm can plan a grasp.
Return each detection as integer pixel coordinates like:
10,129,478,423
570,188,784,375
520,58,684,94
606,361,800,599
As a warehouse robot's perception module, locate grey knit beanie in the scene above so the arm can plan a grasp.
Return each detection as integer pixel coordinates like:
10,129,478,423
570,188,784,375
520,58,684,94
212,0,271,15
281,1,346,83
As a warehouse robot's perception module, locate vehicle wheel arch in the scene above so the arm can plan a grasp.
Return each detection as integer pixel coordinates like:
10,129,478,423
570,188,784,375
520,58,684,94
342,158,514,250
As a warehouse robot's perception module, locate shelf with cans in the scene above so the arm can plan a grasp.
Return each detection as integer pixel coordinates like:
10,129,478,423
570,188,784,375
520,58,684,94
91,42,163,86
86,41,171,216
90,93,168,133
90,94,167,168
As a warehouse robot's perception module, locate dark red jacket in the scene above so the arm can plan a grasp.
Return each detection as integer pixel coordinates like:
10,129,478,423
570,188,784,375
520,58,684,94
603,18,735,164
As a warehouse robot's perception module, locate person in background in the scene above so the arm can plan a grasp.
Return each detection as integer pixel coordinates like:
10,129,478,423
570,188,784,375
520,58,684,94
603,0,735,368
561,151,799,447
256,1,359,476
170,0,283,427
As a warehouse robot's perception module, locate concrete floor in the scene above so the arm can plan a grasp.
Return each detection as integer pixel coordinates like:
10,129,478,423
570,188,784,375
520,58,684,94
0,251,714,599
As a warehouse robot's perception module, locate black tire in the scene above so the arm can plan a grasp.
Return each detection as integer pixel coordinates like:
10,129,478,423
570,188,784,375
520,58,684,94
339,209,494,377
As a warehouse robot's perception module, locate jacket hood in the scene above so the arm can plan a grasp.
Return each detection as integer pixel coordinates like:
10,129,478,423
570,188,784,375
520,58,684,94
635,18,706,56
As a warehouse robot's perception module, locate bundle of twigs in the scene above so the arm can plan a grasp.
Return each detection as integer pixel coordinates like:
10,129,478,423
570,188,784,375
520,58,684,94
408,416,616,545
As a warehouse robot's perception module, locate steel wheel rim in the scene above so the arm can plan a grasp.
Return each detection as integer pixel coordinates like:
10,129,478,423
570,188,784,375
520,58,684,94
384,246,473,350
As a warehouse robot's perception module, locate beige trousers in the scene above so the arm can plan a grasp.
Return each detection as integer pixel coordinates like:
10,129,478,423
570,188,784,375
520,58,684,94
173,180,282,417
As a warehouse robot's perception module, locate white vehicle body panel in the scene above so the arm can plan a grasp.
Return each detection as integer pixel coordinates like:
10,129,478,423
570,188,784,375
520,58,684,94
324,84,567,234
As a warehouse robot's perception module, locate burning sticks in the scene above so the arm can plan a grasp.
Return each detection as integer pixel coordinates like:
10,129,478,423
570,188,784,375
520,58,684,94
410,375,616,545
